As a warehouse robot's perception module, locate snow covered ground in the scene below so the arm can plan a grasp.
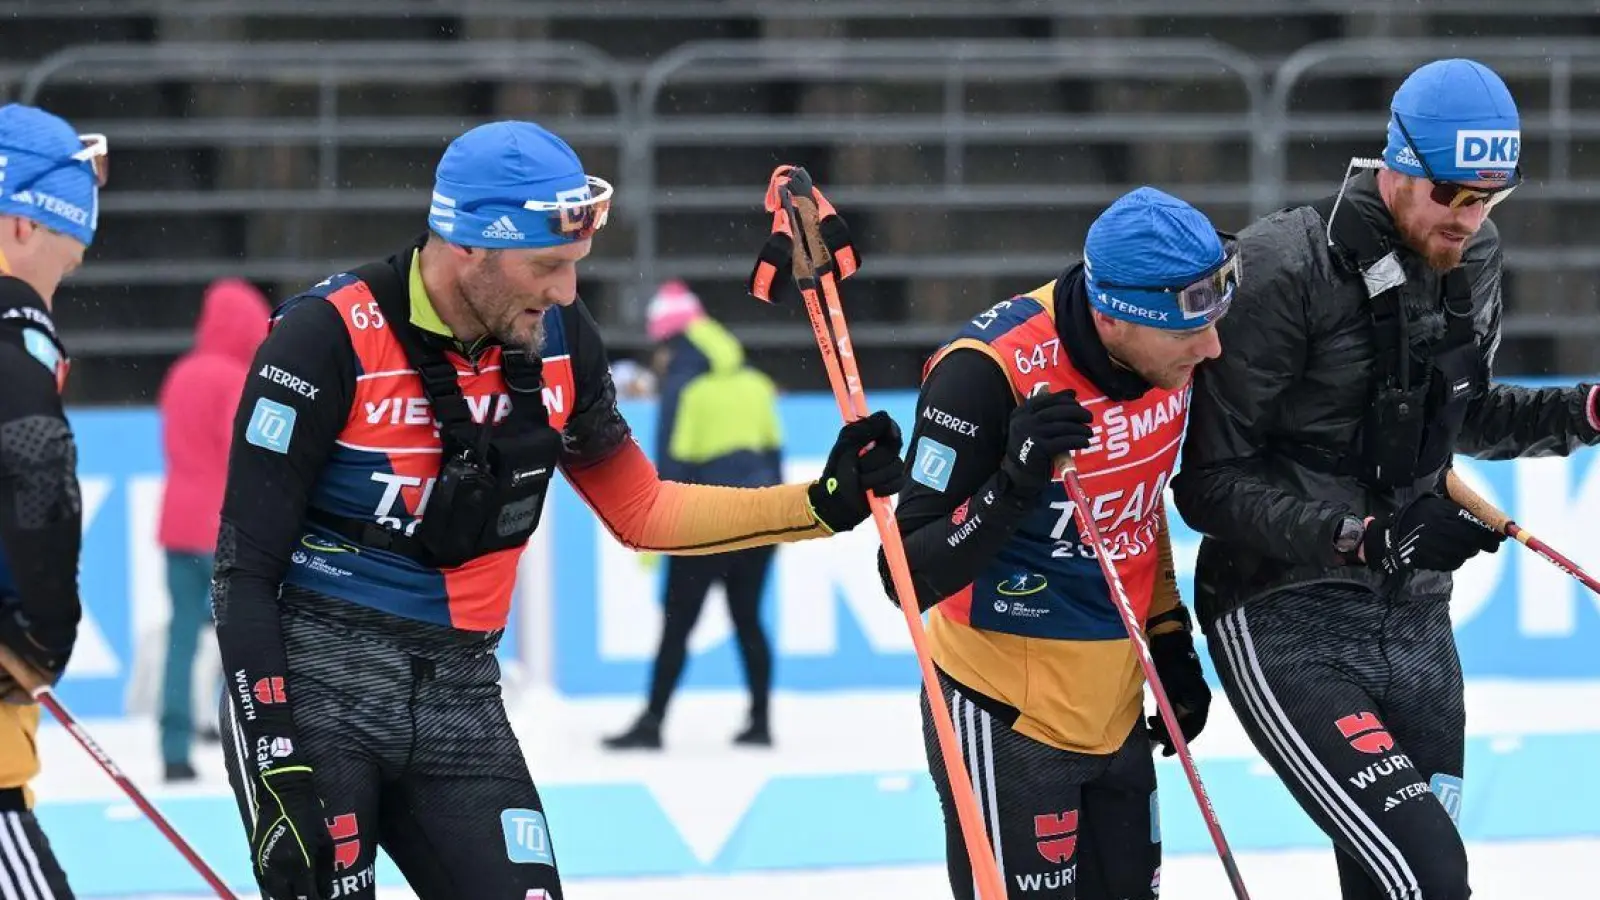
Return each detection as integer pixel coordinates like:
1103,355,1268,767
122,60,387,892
33,680,1600,898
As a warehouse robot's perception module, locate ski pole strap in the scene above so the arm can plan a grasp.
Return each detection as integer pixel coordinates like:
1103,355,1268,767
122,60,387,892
747,164,860,303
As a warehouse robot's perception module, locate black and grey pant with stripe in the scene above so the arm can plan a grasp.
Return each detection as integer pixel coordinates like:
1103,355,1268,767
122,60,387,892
920,669,1160,900
221,588,564,900
1207,583,1468,900
0,789,73,900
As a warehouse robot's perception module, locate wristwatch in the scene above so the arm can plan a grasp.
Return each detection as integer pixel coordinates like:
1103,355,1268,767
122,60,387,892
1332,514,1366,558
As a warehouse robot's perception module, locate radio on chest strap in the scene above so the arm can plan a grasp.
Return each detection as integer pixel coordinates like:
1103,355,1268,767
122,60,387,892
1276,191,1479,488
305,255,561,568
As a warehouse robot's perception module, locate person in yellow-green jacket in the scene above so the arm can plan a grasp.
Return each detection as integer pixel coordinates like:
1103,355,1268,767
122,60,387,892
605,281,785,750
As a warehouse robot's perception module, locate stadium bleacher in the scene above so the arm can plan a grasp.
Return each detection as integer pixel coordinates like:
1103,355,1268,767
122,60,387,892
4,0,1600,402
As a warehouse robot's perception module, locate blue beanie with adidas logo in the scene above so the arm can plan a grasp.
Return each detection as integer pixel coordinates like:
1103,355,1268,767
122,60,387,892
428,121,596,249
1384,59,1520,184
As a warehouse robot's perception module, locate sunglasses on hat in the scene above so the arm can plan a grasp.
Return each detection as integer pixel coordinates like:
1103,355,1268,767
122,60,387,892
1,133,109,197
522,175,613,241
1393,115,1518,211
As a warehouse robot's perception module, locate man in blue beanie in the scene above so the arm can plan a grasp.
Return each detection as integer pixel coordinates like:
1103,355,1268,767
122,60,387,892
884,185,1227,898
1176,58,1600,899
0,102,106,900
210,120,906,900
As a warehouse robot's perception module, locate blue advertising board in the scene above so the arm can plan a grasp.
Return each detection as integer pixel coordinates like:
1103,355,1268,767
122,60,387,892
55,382,1600,715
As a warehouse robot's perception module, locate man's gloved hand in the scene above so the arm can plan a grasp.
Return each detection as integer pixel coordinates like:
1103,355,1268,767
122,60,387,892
251,766,333,900
0,595,74,704
1146,627,1211,757
808,411,906,533
1361,494,1505,576
1000,389,1096,493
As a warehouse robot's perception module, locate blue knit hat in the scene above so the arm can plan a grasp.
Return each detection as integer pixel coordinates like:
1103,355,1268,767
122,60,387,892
1385,59,1520,183
1082,186,1231,330
428,121,611,249
0,104,101,247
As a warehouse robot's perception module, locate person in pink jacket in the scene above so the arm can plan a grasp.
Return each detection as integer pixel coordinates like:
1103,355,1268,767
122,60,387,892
156,278,270,781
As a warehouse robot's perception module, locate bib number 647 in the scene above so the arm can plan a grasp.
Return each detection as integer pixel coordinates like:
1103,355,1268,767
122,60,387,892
1014,339,1060,375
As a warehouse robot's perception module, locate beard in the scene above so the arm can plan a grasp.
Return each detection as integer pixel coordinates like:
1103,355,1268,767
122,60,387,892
460,262,546,350
1392,188,1467,272
493,309,545,351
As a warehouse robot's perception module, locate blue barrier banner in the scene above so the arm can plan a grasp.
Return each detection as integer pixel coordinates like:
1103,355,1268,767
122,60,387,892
56,383,1600,714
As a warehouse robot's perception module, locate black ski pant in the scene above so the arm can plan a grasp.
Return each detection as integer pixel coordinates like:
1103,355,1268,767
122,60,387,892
1206,584,1468,900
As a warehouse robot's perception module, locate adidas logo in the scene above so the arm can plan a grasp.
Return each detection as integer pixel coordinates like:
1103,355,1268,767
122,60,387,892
1384,795,1401,812
483,215,525,241
1394,144,1421,169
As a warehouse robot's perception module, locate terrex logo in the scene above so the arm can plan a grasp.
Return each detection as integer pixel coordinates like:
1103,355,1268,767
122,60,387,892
1335,712,1395,755
1099,295,1171,323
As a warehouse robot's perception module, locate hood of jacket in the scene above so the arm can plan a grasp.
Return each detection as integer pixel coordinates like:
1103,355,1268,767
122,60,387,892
194,278,271,363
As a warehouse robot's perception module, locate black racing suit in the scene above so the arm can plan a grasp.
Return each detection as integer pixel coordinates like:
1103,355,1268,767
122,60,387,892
1173,170,1600,899
0,276,81,900
214,243,851,900
213,258,623,900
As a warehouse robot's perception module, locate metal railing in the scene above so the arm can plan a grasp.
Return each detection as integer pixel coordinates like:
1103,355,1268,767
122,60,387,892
18,37,1266,330
11,32,1600,352
1261,39,1600,215
627,38,1264,320
6,0,1600,19
1262,39,1600,337
20,41,633,189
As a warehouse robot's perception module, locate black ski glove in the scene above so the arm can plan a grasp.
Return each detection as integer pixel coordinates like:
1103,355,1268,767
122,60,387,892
1145,623,1211,756
1361,494,1505,576
251,765,334,900
808,411,906,533
0,594,75,703
1000,389,1095,494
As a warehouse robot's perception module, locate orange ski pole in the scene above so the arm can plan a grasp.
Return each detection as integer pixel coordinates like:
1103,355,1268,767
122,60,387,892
752,165,1006,900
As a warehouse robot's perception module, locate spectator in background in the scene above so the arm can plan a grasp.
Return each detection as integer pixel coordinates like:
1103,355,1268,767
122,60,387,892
156,277,269,782
609,357,658,400
604,281,786,750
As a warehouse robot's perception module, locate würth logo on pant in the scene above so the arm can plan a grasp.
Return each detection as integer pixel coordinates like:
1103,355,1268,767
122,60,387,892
1033,810,1079,863
326,813,361,871
1334,712,1395,754
253,676,287,705
324,812,375,898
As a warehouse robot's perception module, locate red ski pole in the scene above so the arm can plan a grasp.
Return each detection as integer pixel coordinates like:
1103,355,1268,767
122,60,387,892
1446,468,1600,596
0,646,240,899
1037,385,1251,900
